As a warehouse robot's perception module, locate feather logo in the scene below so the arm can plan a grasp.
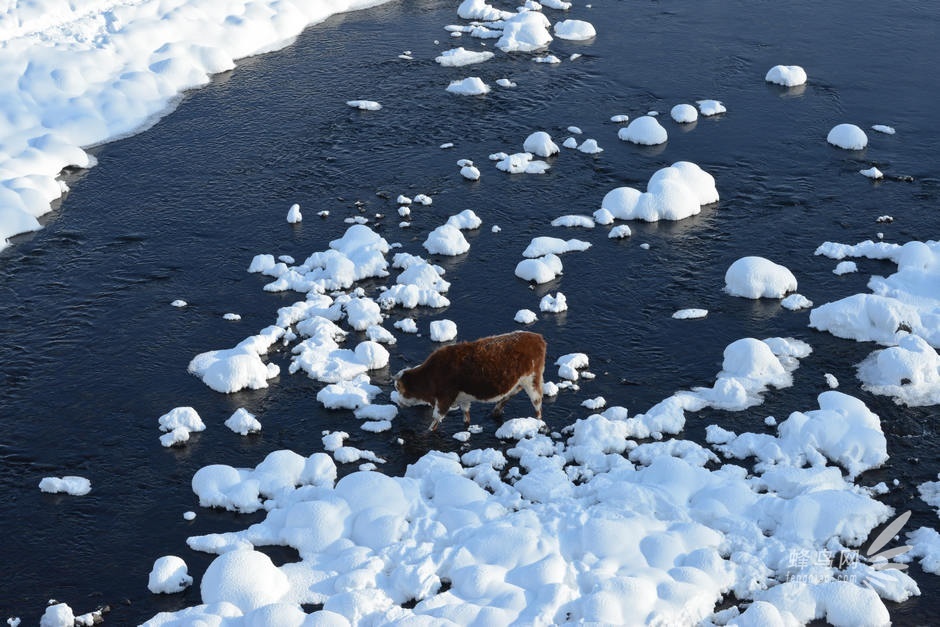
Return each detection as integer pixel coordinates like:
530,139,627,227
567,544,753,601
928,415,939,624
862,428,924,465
865,510,913,572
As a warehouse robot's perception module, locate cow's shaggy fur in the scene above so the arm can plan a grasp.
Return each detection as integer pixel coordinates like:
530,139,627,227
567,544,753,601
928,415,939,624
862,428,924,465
394,331,546,430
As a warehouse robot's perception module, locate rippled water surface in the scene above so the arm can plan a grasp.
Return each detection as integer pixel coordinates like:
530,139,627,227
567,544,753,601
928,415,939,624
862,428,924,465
1,0,939,623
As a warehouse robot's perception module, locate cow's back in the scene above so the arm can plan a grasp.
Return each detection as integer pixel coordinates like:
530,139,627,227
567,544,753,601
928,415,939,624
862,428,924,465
444,331,545,399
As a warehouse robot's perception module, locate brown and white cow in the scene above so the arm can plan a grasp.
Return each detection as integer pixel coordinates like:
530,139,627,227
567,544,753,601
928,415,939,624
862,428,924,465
393,331,546,431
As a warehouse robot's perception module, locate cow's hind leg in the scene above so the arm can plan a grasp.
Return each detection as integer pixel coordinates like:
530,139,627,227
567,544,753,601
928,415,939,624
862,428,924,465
491,384,521,418
522,372,543,419
460,400,472,425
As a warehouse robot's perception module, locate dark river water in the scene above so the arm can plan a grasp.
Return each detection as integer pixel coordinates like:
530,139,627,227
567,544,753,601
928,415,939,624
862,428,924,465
1,0,939,624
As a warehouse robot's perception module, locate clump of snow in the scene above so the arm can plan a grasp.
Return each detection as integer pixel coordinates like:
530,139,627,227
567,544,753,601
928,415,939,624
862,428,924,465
40,604,74,627
424,224,470,256
223,313,241,321
765,65,808,86
782,293,814,310
857,333,940,406
697,99,727,116
225,408,262,436
834,261,858,275
872,124,896,135
826,373,840,388
446,77,490,96
347,100,382,111
724,256,798,299
394,318,419,334
496,78,517,88
286,203,302,223
515,309,538,324
39,476,91,496
171,300,187,308
495,417,546,439
523,131,560,157
201,549,290,612
496,11,553,52
610,114,630,123
827,124,868,150
523,236,591,258
540,292,568,313
608,225,632,239
673,308,708,320
496,152,550,174
317,374,381,410
907,527,940,575
551,215,595,228
188,326,283,393
435,47,495,66
158,406,207,447
148,556,193,594
515,253,562,283
446,209,482,230
604,162,718,222
553,19,596,40
670,103,698,123
457,0,513,20
617,115,668,145
430,320,458,342
577,138,603,153
459,159,481,180
556,352,589,380
860,167,884,179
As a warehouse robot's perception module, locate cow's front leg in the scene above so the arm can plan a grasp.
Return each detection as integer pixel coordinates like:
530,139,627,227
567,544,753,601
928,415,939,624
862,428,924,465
429,394,457,431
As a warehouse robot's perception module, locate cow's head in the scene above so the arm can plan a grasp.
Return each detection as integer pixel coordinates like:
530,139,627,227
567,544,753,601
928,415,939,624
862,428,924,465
392,367,429,407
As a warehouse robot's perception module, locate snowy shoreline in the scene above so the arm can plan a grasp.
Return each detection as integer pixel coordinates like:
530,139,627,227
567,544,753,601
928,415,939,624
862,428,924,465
0,0,394,253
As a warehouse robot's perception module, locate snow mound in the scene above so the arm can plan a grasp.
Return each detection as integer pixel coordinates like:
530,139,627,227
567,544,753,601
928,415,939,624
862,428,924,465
724,256,797,299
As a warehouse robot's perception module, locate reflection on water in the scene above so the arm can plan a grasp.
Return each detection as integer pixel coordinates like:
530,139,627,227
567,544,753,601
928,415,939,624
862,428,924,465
1,0,939,623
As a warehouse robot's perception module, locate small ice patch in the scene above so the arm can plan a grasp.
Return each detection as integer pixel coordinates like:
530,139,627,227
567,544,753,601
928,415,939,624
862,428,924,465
430,319,458,342
39,476,91,496
765,65,808,86
697,99,727,116
158,407,206,447
834,261,858,275
515,309,538,324
553,19,596,40
724,256,797,299
827,123,868,150
286,203,302,224
225,408,261,435
148,556,193,594
618,115,668,145
670,103,698,123
673,308,708,320
446,77,490,95
540,292,568,313
860,167,884,179
872,124,896,135
346,100,382,111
